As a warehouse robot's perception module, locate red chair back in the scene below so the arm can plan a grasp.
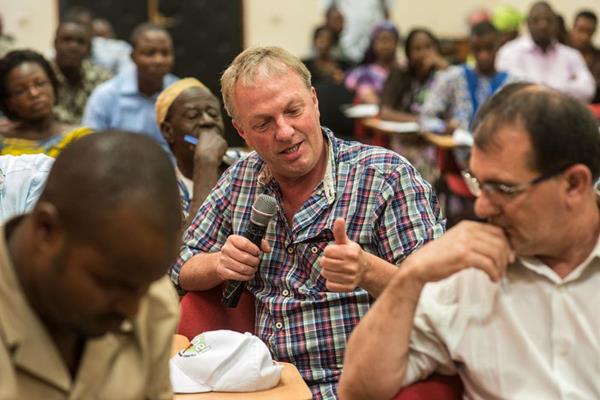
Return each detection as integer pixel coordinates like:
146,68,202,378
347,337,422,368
177,284,256,340
437,148,473,199
393,374,464,400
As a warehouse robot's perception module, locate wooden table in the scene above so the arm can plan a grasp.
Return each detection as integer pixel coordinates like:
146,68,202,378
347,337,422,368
361,118,457,149
171,335,312,400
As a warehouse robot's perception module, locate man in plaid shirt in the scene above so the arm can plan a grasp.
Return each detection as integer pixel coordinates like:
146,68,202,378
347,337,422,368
172,46,445,399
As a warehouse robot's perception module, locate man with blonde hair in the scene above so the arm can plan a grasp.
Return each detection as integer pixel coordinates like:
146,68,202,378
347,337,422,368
172,46,444,399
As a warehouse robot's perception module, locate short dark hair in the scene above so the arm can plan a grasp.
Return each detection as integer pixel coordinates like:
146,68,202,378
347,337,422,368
325,5,340,19
313,25,334,42
39,131,181,239
56,17,92,40
404,28,440,61
471,21,498,37
62,6,93,25
575,9,598,25
0,49,60,120
473,83,600,180
130,22,169,49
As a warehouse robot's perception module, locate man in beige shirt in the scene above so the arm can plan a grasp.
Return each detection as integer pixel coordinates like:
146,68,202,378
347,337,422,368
0,132,181,399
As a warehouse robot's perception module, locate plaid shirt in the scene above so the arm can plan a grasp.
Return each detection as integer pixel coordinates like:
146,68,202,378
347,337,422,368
173,128,445,399
53,60,112,124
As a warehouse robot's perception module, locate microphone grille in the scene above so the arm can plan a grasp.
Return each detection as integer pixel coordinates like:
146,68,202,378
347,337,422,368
250,194,277,226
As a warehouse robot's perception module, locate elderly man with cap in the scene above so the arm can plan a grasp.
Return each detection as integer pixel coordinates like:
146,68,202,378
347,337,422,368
156,78,228,227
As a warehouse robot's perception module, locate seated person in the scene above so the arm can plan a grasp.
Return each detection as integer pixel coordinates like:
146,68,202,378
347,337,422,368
419,20,518,206
52,18,112,124
155,77,228,226
302,26,350,85
92,17,116,39
420,22,516,140
0,50,91,157
172,46,445,400
0,132,181,398
380,28,448,123
345,21,401,105
302,26,354,141
64,6,133,74
340,83,600,399
83,23,178,154
379,28,448,184
322,5,345,61
0,153,53,223
496,2,594,102
568,10,600,102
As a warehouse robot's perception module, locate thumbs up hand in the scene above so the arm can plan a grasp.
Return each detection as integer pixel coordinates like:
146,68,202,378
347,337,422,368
320,218,368,292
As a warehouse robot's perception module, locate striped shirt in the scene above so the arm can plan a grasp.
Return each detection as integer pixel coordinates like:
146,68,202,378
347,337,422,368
173,128,445,399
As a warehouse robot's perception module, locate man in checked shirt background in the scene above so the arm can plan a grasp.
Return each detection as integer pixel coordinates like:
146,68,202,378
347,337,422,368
171,46,444,400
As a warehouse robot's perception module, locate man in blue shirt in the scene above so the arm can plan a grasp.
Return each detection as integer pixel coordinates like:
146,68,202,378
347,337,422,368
83,23,177,153
419,22,516,138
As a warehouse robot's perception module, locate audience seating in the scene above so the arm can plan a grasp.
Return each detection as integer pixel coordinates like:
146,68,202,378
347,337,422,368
177,284,256,339
177,285,463,399
393,374,464,399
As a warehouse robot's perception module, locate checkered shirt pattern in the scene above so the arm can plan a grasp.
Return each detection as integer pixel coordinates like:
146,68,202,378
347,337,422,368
172,128,445,399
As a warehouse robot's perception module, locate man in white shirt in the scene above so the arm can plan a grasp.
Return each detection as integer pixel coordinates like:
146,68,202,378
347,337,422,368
339,82,600,399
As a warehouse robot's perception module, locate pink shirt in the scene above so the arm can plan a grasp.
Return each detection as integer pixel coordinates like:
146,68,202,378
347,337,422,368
496,35,595,101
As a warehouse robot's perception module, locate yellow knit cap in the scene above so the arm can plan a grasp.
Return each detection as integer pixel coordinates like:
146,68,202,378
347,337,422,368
155,77,207,126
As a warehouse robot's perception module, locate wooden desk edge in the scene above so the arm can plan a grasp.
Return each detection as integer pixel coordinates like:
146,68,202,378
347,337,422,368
362,118,457,148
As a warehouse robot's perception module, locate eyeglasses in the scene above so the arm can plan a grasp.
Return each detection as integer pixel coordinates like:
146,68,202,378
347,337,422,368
7,79,51,98
461,164,572,200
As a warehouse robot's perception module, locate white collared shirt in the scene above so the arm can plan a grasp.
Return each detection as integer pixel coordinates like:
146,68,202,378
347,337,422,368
0,154,53,223
404,233,600,399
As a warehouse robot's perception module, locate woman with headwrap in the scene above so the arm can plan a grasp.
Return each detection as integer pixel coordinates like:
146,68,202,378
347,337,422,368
344,21,401,104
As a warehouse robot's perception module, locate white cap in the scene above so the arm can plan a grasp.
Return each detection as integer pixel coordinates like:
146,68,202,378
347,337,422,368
170,330,283,393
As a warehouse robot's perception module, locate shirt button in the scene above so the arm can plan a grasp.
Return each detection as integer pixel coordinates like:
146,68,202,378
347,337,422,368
275,322,283,329
287,246,294,254
310,246,319,254
282,289,290,296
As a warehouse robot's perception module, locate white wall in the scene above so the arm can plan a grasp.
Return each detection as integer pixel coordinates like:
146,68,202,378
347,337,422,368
0,0,57,57
244,0,600,57
1,0,598,59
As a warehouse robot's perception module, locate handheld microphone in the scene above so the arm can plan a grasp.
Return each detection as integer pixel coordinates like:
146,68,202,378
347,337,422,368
222,194,277,307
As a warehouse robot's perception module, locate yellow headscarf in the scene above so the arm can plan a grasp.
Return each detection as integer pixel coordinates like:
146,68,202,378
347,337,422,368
155,77,207,126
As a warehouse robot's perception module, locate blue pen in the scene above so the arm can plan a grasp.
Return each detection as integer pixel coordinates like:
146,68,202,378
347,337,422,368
184,135,198,145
